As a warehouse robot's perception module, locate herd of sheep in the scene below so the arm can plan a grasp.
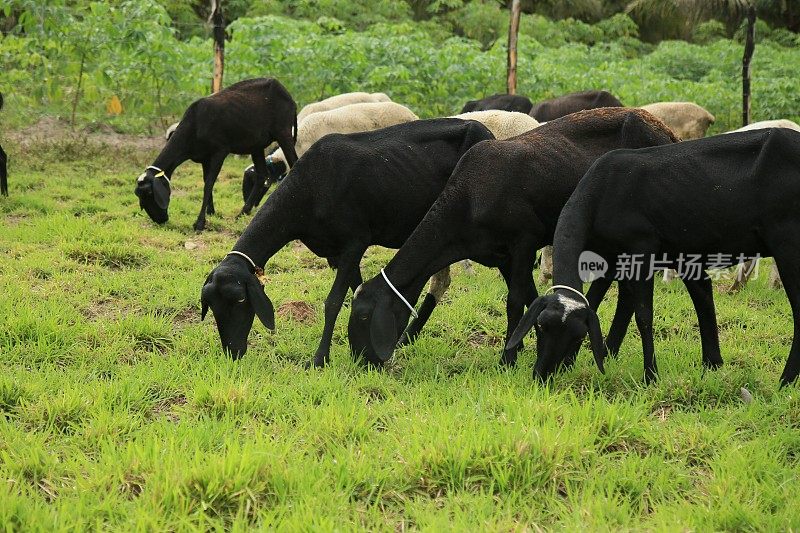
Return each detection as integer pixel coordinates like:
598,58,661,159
4,77,799,387
133,78,800,387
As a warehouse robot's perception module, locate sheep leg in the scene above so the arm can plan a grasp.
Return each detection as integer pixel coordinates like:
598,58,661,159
275,128,298,167
537,245,553,285
206,179,216,215
681,275,723,370
500,254,537,367
606,282,635,357
241,151,270,216
398,266,451,347
193,153,226,232
310,246,367,368
0,142,7,196
627,278,658,383
771,249,800,386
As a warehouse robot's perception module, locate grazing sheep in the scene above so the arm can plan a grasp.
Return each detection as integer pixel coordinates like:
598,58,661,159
722,120,800,292
242,101,418,207
451,110,540,140
639,102,715,140
297,91,391,124
530,90,623,122
461,94,533,114
451,110,547,279
134,78,298,231
0,92,6,196
201,118,494,365
347,108,680,367
508,128,800,386
166,92,389,144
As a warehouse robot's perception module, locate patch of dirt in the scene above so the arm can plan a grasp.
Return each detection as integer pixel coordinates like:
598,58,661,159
119,473,145,500
3,214,29,226
466,329,503,348
173,306,200,325
651,402,673,421
277,301,316,324
7,116,164,152
299,255,328,270
82,298,124,321
151,394,187,423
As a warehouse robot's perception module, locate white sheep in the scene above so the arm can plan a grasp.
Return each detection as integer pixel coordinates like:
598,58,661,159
297,92,391,124
450,110,540,140
258,101,418,175
726,119,800,133
639,102,715,140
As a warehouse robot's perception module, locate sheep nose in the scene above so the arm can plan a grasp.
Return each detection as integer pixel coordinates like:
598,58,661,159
223,345,247,360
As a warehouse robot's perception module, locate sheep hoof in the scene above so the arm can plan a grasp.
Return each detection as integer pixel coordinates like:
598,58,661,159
303,357,327,370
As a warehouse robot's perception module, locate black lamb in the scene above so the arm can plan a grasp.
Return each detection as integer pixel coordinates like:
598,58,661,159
134,78,298,231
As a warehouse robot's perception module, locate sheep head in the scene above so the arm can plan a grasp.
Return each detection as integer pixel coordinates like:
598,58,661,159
507,292,606,381
135,166,171,224
348,276,412,366
201,257,275,360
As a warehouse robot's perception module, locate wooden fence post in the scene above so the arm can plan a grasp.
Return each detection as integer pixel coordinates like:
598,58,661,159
742,4,756,127
507,0,521,95
210,0,225,94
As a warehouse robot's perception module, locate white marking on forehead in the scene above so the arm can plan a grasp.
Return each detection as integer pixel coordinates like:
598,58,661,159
557,294,586,322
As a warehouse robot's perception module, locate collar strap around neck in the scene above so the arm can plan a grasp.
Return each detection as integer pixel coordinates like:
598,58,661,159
227,251,266,285
547,284,590,308
147,166,171,185
381,268,418,319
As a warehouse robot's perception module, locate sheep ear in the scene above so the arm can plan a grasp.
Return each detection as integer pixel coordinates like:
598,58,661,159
246,278,275,330
506,297,547,350
200,273,213,321
152,178,170,210
242,168,256,204
369,304,397,362
586,308,606,374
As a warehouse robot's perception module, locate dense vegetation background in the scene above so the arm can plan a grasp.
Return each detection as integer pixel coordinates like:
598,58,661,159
0,0,798,135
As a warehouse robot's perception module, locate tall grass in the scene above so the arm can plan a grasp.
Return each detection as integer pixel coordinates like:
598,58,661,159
0,128,798,529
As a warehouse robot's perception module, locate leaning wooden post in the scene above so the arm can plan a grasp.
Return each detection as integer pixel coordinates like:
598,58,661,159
728,4,759,293
210,0,225,94
506,0,521,95
742,4,756,127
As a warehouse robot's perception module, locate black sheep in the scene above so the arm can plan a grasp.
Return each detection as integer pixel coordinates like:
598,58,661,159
509,128,800,386
200,118,495,365
347,108,709,369
134,78,298,231
530,90,623,122
462,93,533,114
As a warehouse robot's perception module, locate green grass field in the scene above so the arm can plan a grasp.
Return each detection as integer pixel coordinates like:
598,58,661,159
1,131,799,530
